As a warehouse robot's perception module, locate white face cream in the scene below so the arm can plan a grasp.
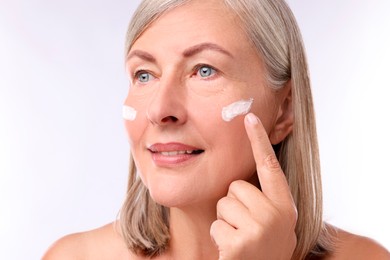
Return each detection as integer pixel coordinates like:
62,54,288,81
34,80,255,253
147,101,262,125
222,98,254,122
122,105,137,121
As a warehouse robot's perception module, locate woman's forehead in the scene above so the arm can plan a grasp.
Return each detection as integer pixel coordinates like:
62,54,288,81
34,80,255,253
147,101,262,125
131,1,248,55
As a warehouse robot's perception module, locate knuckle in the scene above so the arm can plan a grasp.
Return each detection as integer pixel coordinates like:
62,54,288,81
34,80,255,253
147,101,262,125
209,220,219,235
249,222,264,238
231,234,246,251
263,204,280,223
216,197,229,211
228,179,245,193
292,232,297,247
264,154,281,171
286,204,298,226
280,204,298,233
291,205,298,224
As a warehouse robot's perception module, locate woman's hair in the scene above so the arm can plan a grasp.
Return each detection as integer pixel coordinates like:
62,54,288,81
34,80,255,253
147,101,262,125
120,0,334,258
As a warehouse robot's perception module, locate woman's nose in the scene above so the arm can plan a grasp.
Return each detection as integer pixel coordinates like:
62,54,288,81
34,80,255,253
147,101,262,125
147,78,187,126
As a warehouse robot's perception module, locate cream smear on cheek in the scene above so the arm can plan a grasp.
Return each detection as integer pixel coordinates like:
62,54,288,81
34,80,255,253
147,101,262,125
222,98,254,122
123,105,137,121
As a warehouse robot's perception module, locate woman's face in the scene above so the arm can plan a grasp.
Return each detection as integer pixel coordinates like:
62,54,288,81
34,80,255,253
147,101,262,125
124,0,282,207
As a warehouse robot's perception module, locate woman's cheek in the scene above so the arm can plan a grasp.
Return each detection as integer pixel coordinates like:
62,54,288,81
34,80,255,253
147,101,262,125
123,88,151,140
124,120,135,144
123,100,146,146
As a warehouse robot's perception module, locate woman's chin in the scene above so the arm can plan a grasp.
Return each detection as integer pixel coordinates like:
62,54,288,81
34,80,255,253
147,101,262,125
148,185,199,208
148,184,228,210
142,169,234,208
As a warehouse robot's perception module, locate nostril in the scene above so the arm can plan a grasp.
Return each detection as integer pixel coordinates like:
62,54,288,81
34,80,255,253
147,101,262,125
161,116,178,123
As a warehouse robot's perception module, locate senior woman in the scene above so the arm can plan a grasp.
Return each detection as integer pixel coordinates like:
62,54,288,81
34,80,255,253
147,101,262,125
44,0,389,259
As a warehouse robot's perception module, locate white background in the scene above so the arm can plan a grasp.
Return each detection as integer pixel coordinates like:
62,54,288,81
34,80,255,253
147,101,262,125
1,0,389,259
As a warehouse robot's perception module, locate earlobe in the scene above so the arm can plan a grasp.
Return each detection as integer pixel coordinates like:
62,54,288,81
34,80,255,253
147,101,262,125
269,81,293,145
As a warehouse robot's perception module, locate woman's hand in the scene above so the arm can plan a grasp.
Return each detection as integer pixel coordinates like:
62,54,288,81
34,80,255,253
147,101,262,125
210,113,298,260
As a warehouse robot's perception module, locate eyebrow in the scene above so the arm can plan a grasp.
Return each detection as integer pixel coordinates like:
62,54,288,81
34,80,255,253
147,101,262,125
127,50,156,62
127,42,233,62
182,42,233,58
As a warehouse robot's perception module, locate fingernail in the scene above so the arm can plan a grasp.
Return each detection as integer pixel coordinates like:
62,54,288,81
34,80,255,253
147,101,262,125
246,113,259,125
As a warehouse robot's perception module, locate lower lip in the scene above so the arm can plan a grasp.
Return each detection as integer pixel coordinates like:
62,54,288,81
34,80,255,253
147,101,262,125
150,152,202,167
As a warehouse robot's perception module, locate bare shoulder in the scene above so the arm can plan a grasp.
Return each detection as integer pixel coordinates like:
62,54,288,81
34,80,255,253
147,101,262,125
328,227,390,259
42,222,132,260
42,231,88,260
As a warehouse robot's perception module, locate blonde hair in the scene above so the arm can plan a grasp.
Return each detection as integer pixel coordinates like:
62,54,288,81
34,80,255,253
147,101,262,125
120,0,334,258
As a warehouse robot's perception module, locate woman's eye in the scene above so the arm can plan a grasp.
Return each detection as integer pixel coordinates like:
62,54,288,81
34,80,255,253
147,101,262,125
135,71,154,83
197,65,216,78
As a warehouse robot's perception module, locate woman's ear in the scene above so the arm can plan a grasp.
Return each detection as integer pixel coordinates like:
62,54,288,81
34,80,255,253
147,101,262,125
269,81,293,145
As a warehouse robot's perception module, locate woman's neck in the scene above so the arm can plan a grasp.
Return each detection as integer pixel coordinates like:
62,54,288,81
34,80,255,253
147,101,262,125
166,202,219,260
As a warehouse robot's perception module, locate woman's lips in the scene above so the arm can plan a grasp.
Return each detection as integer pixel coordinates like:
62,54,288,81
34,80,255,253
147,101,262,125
147,142,204,166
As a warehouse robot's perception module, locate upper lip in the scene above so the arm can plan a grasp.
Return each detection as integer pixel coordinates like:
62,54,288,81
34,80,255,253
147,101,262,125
148,142,204,153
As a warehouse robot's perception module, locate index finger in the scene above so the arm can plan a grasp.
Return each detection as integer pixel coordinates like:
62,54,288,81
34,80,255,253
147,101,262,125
244,113,293,205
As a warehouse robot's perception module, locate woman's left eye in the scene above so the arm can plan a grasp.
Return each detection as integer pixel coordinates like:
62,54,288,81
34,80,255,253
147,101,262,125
133,70,155,84
196,65,217,78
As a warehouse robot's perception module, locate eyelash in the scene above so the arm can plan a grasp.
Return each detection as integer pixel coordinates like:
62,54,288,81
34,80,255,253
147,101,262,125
132,69,143,78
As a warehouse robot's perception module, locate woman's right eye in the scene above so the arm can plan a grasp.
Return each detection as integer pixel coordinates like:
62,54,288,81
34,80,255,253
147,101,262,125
134,71,155,83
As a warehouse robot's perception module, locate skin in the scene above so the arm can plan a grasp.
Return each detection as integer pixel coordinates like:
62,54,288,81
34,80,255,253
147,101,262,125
43,0,390,259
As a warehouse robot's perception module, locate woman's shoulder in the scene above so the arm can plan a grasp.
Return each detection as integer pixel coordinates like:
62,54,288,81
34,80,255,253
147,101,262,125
326,227,390,259
42,222,133,260
42,223,389,259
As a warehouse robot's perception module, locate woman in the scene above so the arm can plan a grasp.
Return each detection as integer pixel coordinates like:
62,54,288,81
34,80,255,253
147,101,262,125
43,0,390,259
